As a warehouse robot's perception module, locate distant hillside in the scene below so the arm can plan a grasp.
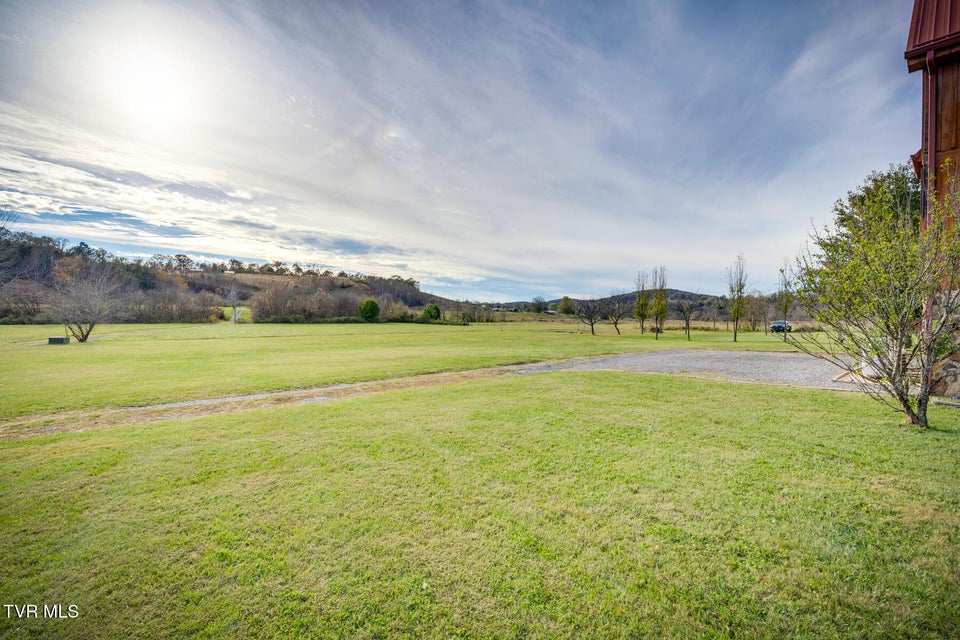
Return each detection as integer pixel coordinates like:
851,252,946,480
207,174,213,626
536,289,729,308
0,220,793,327
0,225,464,324
525,288,795,330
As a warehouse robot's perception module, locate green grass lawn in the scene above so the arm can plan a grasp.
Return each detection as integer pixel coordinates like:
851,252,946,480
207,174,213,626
2,322,956,637
0,321,798,419
0,372,958,638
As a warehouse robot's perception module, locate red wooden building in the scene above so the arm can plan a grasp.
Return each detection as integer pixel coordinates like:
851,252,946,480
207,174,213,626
906,0,960,209
906,1,960,400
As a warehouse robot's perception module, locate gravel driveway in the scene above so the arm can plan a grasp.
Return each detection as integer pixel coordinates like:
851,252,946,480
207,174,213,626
4,349,861,439
512,349,856,391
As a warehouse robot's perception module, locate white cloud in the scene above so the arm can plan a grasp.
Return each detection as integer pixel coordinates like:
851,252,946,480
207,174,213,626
0,0,921,300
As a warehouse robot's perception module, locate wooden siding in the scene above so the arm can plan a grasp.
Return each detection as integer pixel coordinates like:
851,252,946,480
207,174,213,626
937,62,960,153
936,61,960,191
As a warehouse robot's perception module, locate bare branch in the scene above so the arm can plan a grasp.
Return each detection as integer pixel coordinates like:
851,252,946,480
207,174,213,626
575,297,605,336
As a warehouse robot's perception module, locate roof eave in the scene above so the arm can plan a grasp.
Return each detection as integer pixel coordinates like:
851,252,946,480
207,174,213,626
906,34,960,71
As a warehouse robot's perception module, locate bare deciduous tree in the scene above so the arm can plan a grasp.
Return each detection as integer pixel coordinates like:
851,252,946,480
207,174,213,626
606,290,630,335
675,299,696,341
776,260,794,342
0,211,22,285
49,256,132,342
0,210,16,238
727,254,747,342
651,266,667,339
225,285,241,323
744,290,769,333
575,297,605,336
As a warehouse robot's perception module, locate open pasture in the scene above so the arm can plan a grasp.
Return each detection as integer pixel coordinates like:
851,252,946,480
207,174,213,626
1,323,958,638
0,321,796,420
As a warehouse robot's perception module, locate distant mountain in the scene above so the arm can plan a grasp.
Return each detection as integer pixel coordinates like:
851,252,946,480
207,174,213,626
520,289,733,308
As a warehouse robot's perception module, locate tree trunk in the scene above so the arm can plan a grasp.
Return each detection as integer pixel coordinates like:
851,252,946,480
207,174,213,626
890,362,927,427
66,322,94,343
909,296,938,428
915,394,929,428
902,403,923,426
913,352,937,428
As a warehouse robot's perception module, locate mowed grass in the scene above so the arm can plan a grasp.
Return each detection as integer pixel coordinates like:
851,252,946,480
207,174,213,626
0,321,797,419
1,372,958,639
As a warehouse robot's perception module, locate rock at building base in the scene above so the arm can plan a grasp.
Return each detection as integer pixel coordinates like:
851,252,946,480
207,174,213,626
931,354,960,398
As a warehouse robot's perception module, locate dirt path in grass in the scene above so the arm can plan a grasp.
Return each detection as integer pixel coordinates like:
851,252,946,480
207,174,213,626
0,368,512,440
2,350,855,439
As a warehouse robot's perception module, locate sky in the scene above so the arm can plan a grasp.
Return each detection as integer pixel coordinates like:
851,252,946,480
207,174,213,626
0,0,921,301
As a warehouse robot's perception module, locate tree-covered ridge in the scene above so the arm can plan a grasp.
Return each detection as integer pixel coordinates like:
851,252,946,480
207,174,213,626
1,209,799,337
0,214,491,331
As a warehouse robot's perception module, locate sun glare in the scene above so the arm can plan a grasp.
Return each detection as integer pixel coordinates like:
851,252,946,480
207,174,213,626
52,2,232,145
114,49,189,126
94,34,196,138
104,46,192,134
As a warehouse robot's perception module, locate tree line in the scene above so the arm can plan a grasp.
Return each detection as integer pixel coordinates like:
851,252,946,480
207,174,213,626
0,220,220,334
0,214,503,338
558,264,795,341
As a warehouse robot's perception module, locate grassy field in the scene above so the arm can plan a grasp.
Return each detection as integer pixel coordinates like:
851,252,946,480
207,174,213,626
0,321,796,420
1,322,958,638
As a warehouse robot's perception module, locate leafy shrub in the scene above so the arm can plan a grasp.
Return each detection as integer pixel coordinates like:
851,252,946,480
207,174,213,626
359,298,380,322
382,300,413,322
